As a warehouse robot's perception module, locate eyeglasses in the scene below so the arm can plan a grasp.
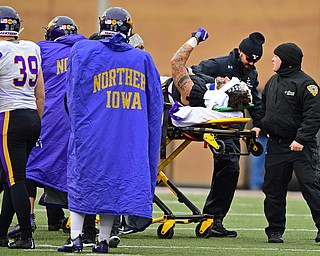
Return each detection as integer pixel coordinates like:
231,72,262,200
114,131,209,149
245,54,254,63
244,53,260,64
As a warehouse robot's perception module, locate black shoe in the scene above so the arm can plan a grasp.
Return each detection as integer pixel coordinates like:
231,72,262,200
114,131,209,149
8,237,35,249
109,235,120,248
118,224,136,236
48,217,65,231
0,236,8,247
7,224,21,239
211,220,237,238
48,223,62,231
7,214,37,239
58,235,83,252
83,237,96,247
315,230,320,242
92,240,108,253
268,233,284,243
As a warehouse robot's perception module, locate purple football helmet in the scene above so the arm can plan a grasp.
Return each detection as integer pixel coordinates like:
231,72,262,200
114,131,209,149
45,16,78,41
99,7,133,38
0,6,21,38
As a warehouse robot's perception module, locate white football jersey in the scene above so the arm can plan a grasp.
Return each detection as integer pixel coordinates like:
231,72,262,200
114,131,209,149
0,40,41,112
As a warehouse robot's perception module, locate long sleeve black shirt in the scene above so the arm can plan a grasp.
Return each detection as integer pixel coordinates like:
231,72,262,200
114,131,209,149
254,68,320,145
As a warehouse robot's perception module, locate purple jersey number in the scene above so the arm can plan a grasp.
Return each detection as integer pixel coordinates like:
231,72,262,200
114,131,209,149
13,55,39,88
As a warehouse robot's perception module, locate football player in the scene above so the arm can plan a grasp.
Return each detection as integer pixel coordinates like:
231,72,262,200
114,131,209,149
0,6,45,249
58,7,163,253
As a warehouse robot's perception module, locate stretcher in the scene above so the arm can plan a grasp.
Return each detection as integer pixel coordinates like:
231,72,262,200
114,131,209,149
152,117,263,239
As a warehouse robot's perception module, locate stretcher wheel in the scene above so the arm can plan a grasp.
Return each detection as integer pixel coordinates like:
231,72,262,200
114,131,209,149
62,217,70,234
249,141,264,156
195,223,212,238
157,224,174,239
209,140,225,155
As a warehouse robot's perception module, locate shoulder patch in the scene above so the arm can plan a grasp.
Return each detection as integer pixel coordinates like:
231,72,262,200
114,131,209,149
307,84,318,96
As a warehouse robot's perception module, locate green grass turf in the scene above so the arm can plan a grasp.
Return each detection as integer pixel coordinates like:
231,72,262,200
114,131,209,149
1,187,320,255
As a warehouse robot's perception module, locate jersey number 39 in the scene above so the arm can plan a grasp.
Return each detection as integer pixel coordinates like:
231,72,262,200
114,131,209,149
13,55,38,88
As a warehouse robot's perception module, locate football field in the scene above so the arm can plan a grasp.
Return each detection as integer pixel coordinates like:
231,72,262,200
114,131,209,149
0,187,320,255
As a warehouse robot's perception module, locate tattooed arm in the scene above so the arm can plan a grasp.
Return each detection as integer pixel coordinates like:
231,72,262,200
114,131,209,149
171,42,195,105
171,28,209,105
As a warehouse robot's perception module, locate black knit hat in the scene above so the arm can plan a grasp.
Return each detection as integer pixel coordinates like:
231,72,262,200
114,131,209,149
274,42,303,67
239,32,265,63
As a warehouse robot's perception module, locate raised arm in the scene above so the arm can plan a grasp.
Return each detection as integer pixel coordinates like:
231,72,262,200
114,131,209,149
171,28,208,105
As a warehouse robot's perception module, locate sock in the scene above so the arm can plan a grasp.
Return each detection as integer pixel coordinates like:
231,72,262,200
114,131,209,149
70,211,85,240
99,215,115,242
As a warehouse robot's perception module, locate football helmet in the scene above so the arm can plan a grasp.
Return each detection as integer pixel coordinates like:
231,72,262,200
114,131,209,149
99,7,133,38
45,16,78,41
0,6,21,38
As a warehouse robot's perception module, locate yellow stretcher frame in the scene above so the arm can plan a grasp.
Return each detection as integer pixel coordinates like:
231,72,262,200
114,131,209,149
152,117,263,239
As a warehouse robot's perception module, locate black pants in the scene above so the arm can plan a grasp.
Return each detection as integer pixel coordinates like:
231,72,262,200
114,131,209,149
0,109,40,240
83,215,97,240
46,207,65,225
263,138,320,235
203,138,240,221
111,216,121,236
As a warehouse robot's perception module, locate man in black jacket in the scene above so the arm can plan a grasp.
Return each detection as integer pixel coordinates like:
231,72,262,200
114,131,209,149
191,32,265,237
252,42,320,243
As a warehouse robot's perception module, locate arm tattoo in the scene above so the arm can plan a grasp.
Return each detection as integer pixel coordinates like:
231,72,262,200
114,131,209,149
172,44,192,69
178,75,191,92
171,43,194,101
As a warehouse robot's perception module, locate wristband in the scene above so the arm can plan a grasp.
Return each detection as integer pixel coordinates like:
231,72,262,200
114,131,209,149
186,37,198,48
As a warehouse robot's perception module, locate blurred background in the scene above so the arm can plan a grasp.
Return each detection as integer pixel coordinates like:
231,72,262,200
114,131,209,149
5,0,320,190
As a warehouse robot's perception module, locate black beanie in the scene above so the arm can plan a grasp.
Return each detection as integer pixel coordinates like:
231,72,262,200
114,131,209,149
239,32,265,63
274,42,303,67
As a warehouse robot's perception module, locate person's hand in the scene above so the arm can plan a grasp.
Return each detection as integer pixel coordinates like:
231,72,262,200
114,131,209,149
290,140,304,151
251,127,261,138
192,28,209,44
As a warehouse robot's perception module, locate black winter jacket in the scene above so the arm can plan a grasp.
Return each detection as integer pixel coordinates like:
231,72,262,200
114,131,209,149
191,48,261,120
254,68,320,145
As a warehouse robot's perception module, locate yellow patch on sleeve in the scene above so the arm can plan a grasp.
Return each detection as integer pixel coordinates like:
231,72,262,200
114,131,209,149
307,84,319,96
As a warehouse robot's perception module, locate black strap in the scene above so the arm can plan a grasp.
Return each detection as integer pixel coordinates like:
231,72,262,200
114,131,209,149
160,78,173,159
